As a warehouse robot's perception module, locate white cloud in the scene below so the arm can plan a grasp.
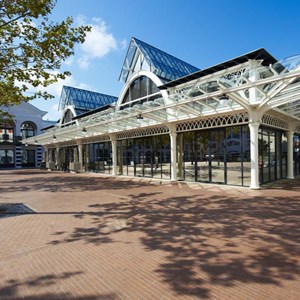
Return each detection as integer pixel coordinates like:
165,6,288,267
81,19,116,58
120,39,127,50
76,17,122,70
17,16,126,119
76,15,87,26
63,56,74,66
77,82,95,91
41,76,97,119
77,56,90,70
39,72,76,98
44,103,62,121
28,74,75,120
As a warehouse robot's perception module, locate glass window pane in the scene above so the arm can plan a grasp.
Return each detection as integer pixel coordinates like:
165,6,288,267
226,127,242,186
0,149,14,167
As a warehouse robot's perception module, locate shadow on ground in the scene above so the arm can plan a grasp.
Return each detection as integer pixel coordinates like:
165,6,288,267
0,171,153,194
50,192,300,298
0,271,116,299
2,170,300,298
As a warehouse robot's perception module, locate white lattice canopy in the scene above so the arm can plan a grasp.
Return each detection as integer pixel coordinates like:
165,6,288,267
25,54,300,145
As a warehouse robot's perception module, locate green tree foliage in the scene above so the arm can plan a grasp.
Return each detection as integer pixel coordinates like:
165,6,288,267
0,0,90,117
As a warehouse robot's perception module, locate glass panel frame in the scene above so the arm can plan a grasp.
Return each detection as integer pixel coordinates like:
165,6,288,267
0,149,14,167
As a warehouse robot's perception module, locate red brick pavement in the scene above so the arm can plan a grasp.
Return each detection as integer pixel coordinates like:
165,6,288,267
0,169,299,299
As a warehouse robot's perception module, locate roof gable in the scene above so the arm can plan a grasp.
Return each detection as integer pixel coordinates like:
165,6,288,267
59,86,118,116
119,37,199,84
0,102,47,118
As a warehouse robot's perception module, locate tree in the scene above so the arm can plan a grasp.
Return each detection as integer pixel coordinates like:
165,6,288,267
0,0,90,119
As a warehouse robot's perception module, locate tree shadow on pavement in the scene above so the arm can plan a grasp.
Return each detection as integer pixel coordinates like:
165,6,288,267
49,190,300,298
0,172,155,194
0,271,117,299
3,171,300,298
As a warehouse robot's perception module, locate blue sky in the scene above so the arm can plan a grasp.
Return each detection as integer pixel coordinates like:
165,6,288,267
31,0,300,120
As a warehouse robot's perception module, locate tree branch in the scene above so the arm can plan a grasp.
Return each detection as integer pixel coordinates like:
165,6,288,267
0,10,30,29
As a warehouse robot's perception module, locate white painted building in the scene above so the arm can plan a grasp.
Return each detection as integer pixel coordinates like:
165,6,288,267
0,102,55,169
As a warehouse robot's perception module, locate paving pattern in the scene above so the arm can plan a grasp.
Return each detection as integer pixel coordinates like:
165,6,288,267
0,169,299,299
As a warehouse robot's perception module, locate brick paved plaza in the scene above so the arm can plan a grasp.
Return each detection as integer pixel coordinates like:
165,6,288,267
0,170,299,299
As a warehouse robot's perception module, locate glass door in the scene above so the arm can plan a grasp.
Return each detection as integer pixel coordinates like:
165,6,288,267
135,139,144,177
195,130,226,184
182,132,195,182
196,131,210,182
210,130,226,184
22,149,35,167
144,137,153,177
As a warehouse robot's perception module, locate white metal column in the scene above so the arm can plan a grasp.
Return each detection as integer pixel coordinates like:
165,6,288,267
169,130,177,181
249,122,260,189
177,133,184,180
287,130,295,179
77,141,83,172
44,146,48,164
85,144,90,171
55,145,60,170
111,137,118,176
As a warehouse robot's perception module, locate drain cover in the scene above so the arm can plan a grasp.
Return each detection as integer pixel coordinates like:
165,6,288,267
0,203,35,219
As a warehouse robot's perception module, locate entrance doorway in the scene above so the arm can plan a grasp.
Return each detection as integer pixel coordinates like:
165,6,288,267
22,149,35,167
195,130,226,184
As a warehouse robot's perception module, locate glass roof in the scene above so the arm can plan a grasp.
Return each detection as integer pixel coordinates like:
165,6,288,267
25,51,300,145
59,86,118,116
119,37,199,83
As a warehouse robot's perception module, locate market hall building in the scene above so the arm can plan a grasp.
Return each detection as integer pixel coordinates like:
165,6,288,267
25,37,300,189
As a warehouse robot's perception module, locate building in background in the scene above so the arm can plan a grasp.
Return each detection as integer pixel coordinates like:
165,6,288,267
0,102,55,169
24,37,300,189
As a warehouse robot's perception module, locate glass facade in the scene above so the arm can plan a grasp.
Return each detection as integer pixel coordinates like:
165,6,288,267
45,126,297,187
120,76,161,109
226,126,251,186
178,125,251,186
117,135,171,179
61,146,80,171
0,149,14,167
62,110,74,125
258,127,287,184
88,142,112,174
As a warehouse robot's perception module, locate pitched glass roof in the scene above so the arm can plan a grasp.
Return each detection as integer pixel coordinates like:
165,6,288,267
119,37,199,83
160,48,278,89
59,86,118,116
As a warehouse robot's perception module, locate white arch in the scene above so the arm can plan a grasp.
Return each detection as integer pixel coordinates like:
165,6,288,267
116,70,168,110
58,105,79,127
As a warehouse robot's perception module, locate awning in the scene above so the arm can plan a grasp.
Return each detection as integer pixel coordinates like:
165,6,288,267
25,57,300,145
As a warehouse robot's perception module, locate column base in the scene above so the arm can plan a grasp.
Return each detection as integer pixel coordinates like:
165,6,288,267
250,183,261,190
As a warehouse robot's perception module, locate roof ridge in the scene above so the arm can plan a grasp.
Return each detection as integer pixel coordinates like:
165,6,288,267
132,37,199,69
62,85,117,98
